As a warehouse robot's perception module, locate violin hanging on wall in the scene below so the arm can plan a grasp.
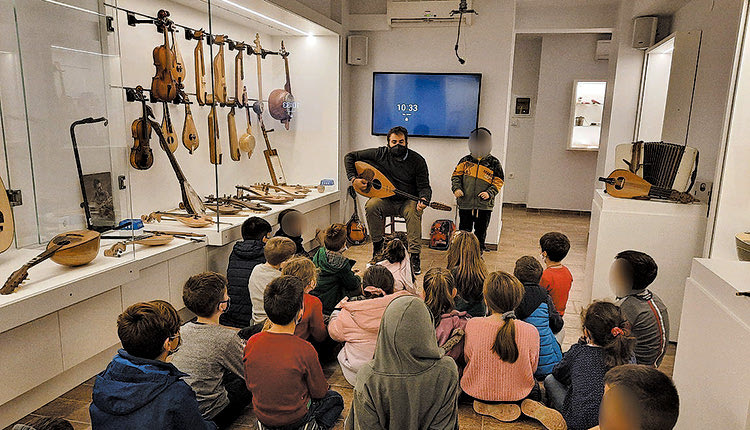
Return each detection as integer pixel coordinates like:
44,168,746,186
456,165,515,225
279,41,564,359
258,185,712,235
130,86,155,170
268,40,294,130
151,11,178,103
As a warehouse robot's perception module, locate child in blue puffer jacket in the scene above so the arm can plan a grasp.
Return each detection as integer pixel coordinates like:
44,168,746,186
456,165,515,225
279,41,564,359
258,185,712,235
513,256,564,379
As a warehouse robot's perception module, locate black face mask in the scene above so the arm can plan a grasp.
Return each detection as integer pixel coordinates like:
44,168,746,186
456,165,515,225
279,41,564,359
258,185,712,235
389,144,407,158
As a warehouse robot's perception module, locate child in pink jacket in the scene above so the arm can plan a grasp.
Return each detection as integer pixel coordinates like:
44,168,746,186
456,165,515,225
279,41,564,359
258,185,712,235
374,238,416,296
328,265,412,385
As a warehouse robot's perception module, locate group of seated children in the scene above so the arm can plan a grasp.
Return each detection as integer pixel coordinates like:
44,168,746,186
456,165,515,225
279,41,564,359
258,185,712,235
87,210,676,430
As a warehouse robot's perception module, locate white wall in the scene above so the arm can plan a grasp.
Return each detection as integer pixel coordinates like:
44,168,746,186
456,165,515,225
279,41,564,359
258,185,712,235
504,36,542,204
346,0,516,245
515,2,617,33
526,33,610,211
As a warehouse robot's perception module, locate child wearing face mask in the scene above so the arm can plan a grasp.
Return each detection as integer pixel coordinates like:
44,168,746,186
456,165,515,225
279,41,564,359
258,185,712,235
170,272,253,429
451,127,505,252
90,300,216,430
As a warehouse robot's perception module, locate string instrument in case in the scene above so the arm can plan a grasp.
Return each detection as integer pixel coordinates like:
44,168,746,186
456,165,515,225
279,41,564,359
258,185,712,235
268,41,294,130
346,186,367,246
353,161,452,211
129,86,154,170
1,230,101,295
253,34,287,186
0,175,16,253
151,11,178,103
104,234,175,258
599,169,699,204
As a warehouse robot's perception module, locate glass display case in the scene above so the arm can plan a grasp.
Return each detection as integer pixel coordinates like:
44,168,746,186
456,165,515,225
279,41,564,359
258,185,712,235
567,80,606,150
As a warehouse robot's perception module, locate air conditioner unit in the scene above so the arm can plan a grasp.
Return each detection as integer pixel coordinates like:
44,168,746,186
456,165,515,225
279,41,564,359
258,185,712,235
387,0,473,28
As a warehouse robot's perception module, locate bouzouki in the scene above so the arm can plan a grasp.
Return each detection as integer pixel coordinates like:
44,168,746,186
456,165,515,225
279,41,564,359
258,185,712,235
599,169,699,204
182,101,199,154
0,175,15,253
353,161,452,211
212,35,228,106
346,186,367,246
268,40,294,130
193,30,207,106
253,34,287,185
228,107,241,161
150,119,206,215
1,230,100,295
104,234,175,258
160,102,179,153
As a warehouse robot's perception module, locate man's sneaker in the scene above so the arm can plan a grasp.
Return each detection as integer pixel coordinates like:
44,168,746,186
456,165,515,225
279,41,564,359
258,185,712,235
520,399,567,430
411,253,421,275
473,400,521,422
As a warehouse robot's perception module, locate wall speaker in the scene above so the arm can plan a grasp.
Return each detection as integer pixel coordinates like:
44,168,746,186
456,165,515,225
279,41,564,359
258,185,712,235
347,35,368,66
633,16,658,49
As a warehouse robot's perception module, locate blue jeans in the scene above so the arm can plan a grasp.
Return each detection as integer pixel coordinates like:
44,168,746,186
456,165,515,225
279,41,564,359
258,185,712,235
309,390,345,429
543,374,567,412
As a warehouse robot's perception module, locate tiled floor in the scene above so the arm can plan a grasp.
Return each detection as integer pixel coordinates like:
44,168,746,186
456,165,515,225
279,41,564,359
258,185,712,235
5,205,677,430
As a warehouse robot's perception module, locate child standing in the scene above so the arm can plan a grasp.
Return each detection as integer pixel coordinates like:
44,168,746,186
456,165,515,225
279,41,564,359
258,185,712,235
423,267,470,363
222,217,272,328
374,237,415,295
328,265,411,385
597,365,680,430
244,276,344,430
451,127,504,251
513,256,564,379
280,256,327,344
346,296,459,430
610,250,670,367
311,224,362,314
461,272,564,429
544,301,636,430
446,231,488,317
171,273,252,428
248,237,297,325
90,301,215,430
539,232,573,317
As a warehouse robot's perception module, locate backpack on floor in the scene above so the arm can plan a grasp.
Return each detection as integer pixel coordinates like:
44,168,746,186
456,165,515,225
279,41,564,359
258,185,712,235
429,219,455,250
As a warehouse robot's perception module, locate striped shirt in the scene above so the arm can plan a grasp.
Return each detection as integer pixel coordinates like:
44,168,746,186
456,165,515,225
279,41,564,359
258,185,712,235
617,289,670,367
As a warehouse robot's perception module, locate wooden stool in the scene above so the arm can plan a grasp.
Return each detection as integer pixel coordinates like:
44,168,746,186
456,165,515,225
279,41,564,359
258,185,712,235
385,216,406,235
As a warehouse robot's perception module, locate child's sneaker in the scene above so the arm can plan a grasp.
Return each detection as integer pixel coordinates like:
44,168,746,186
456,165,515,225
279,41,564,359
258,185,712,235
521,399,567,430
473,400,521,422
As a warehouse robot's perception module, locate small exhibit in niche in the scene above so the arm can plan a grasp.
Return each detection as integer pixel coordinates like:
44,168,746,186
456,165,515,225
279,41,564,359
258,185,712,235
568,80,606,150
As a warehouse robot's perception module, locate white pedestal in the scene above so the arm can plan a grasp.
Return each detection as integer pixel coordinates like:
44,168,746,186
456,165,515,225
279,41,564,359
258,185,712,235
672,259,750,429
584,190,707,340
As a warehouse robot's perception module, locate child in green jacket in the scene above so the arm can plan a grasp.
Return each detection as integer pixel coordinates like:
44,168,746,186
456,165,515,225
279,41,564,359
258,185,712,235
451,127,505,251
311,224,362,314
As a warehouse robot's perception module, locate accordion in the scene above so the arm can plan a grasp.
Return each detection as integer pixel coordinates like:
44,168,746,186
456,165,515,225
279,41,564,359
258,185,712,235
614,141,698,193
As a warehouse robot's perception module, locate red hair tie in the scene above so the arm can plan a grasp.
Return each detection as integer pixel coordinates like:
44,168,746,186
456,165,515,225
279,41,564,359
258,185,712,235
611,327,624,337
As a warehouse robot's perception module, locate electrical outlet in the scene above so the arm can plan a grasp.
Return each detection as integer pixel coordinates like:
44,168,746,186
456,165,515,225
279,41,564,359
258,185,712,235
692,179,712,203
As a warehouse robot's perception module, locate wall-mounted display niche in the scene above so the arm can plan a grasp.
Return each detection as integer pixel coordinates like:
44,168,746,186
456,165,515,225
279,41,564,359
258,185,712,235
0,0,340,297
567,80,606,150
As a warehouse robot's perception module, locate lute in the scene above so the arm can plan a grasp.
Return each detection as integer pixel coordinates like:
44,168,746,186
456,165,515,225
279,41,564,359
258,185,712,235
599,169,699,204
354,161,452,211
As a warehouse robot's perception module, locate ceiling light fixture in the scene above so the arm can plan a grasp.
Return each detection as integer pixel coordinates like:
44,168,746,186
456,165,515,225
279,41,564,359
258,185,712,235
215,0,312,36
51,45,118,57
42,0,103,17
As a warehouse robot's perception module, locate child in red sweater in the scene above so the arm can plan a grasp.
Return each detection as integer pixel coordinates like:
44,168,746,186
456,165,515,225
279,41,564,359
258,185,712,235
244,276,343,429
281,257,327,344
539,232,573,317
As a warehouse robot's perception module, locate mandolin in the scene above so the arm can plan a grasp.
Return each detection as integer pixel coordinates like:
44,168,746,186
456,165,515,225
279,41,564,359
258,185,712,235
346,186,367,246
253,34,287,186
228,107,241,161
268,40,294,130
182,102,199,154
161,102,179,153
213,35,228,106
1,230,100,295
0,175,15,253
236,185,293,204
142,212,214,228
130,86,155,170
168,23,185,84
599,169,699,204
193,30,207,106
208,105,222,164
150,118,206,215
104,234,174,258
151,11,178,103
354,161,452,211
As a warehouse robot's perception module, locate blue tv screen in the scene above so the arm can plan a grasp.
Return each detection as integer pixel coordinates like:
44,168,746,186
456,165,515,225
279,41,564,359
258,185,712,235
372,72,481,139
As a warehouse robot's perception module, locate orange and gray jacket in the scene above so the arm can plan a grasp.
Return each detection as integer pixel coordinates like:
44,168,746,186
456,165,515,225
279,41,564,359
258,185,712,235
451,154,504,210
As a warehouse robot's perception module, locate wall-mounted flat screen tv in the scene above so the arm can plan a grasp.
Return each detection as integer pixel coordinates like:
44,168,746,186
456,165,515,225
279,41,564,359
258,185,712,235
372,72,482,139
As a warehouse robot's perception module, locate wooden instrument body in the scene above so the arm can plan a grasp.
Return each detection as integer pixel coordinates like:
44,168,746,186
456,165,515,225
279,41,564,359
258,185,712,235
206,201,243,214
0,175,16,253
236,185,292,204
268,41,294,129
233,45,247,107
346,186,367,246
194,32,206,105
104,234,174,258
213,36,228,106
228,107,241,161
208,106,222,165
253,34,286,185
182,104,199,154
213,196,271,212
151,23,178,102
142,212,213,228
238,107,256,157
130,88,154,170
600,169,698,204
161,102,179,153
169,25,186,83
353,161,452,211
1,230,100,295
